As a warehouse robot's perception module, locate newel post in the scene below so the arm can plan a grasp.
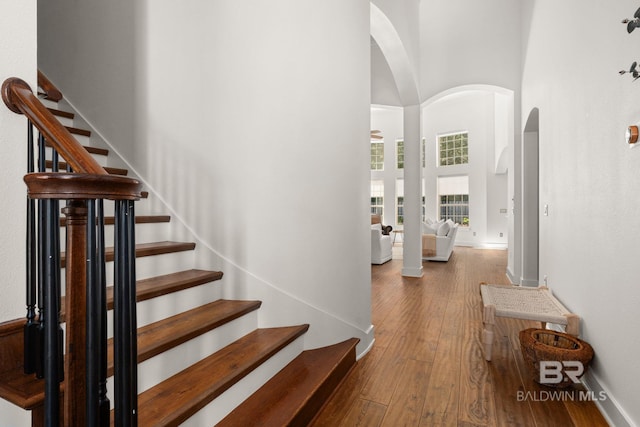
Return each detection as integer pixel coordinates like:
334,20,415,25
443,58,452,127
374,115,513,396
62,200,88,426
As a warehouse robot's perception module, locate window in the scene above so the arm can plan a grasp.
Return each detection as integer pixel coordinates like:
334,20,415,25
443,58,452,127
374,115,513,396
438,132,468,166
437,176,469,226
439,195,469,226
371,180,384,218
371,142,384,170
396,140,404,169
396,179,404,225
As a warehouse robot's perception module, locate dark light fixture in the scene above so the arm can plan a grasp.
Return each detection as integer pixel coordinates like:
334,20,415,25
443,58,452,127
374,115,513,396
622,7,640,33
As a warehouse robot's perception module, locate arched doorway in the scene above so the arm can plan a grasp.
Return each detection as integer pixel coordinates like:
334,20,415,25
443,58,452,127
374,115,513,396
370,3,423,277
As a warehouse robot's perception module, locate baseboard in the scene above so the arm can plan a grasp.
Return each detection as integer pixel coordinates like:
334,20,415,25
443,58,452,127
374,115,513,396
543,325,636,426
401,265,423,278
506,268,518,285
519,278,539,287
473,243,508,250
582,372,636,427
356,325,375,360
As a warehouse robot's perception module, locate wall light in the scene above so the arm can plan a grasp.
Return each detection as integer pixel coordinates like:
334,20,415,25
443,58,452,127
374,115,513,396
626,125,639,148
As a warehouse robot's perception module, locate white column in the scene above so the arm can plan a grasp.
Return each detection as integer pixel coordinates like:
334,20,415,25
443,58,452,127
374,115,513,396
402,104,423,277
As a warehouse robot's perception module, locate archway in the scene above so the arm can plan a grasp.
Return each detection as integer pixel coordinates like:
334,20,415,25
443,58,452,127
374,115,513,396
370,3,423,277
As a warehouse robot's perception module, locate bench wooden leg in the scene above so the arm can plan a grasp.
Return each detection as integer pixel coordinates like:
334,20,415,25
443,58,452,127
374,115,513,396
482,304,496,361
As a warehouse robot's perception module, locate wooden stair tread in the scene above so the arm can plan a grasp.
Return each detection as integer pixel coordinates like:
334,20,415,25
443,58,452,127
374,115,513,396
1,298,254,410
45,141,108,156
64,126,91,137
217,338,359,427
0,366,47,410
129,325,310,427
60,214,171,227
47,107,74,119
107,299,261,376
45,159,128,176
60,241,196,266
60,269,223,319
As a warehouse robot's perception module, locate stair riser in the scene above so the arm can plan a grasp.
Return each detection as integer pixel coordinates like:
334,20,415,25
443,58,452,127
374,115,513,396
48,114,74,128
107,281,224,334
59,250,197,287
39,98,60,110
90,200,155,218
44,145,108,167
58,222,171,251
185,335,306,426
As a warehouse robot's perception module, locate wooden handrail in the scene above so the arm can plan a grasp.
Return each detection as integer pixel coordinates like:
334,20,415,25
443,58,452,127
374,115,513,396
24,173,143,200
37,70,62,102
2,77,106,175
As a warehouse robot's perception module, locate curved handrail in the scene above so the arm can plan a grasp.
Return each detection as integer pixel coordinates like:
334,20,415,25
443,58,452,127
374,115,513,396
24,173,143,200
3,77,107,176
37,70,62,102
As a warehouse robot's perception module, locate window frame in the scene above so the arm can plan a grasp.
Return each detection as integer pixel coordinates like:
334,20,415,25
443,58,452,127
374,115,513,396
371,141,384,171
438,131,469,167
396,140,404,169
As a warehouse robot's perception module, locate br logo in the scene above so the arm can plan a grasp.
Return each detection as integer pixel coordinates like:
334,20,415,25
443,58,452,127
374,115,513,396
539,361,584,384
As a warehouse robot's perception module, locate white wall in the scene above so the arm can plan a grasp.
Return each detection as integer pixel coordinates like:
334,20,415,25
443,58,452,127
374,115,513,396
522,1,640,425
38,0,374,354
0,0,36,423
423,91,508,248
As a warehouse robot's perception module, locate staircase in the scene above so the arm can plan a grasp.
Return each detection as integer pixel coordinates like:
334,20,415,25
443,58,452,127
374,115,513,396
0,78,359,426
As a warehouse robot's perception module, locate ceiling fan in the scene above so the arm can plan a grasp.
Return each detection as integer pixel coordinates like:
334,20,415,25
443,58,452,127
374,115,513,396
370,130,383,140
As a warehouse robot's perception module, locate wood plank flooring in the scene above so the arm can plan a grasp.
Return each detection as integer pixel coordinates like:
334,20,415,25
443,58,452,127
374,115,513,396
311,247,609,427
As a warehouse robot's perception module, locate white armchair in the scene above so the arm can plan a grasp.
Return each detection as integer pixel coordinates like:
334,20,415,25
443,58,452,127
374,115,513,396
371,223,392,264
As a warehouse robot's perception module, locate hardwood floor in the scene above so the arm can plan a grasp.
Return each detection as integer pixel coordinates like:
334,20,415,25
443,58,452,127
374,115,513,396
311,247,609,427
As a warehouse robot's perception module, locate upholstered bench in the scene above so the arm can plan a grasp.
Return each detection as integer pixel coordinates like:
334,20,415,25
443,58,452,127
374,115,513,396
479,283,579,361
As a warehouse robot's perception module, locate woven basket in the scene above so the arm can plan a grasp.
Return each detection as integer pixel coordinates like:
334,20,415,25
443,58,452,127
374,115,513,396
519,328,594,388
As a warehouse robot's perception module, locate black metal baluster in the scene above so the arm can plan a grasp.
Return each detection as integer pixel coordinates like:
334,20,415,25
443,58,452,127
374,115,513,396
43,198,62,425
114,200,138,426
35,133,47,379
24,121,38,374
86,199,99,426
52,147,59,173
53,196,63,381
125,200,138,426
97,200,110,425
86,198,110,427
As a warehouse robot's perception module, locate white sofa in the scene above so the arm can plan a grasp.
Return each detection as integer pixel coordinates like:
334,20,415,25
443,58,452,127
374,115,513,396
371,223,393,264
422,219,458,262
